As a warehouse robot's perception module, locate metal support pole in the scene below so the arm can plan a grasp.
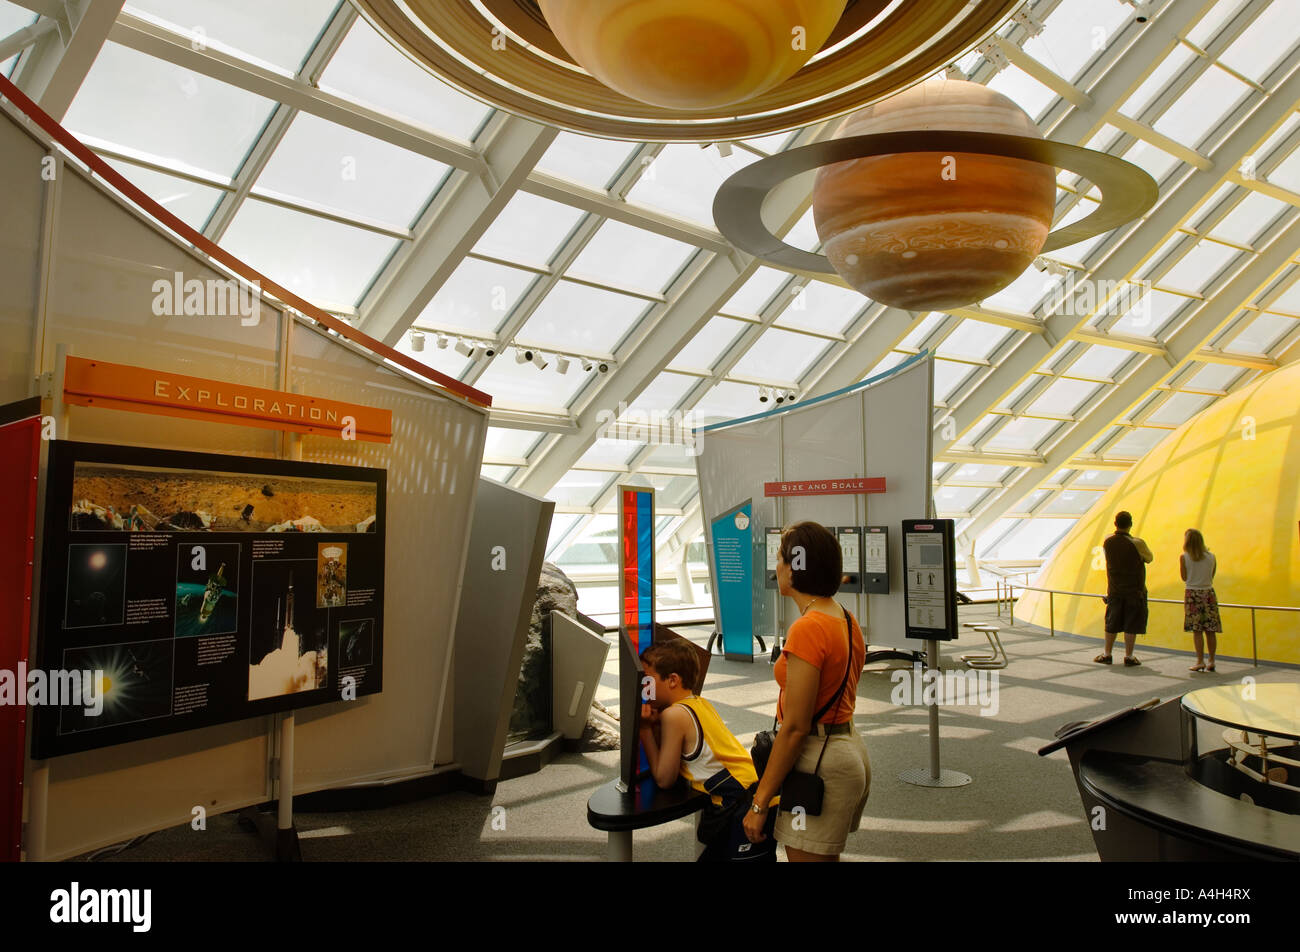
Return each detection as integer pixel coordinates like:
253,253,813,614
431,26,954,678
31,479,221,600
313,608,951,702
1251,608,1257,667
899,639,971,788
1049,590,1055,637
1009,584,1014,626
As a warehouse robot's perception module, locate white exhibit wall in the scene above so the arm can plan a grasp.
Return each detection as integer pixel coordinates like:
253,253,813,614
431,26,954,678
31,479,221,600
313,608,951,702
697,355,933,651
1,103,487,859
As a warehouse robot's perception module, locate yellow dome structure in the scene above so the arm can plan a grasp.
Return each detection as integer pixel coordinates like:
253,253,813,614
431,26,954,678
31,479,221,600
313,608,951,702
1017,361,1300,665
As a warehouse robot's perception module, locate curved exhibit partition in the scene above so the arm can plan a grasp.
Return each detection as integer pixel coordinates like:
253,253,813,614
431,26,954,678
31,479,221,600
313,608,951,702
0,94,489,859
1018,360,1300,665
695,352,934,657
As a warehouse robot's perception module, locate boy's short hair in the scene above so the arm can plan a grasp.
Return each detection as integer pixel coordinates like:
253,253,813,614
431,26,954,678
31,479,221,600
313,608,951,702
640,639,699,690
780,521,842,597
1115,510,1133,530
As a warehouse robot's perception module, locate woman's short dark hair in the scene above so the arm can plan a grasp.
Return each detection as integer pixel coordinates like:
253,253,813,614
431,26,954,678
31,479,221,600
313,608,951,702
779,521,842,597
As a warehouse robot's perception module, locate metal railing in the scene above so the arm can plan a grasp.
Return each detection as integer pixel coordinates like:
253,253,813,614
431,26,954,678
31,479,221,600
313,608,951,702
1005,584,1300,667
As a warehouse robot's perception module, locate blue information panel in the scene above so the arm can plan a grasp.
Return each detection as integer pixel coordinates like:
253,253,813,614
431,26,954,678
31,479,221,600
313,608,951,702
711,500,753,660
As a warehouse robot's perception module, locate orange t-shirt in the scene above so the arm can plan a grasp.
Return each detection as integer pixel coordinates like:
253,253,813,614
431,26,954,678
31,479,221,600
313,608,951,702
774,607,864,725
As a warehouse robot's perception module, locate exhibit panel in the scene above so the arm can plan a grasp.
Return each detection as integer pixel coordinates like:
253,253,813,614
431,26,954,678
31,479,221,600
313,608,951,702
0,116,40,407
2,101,491,859
697,354,933,653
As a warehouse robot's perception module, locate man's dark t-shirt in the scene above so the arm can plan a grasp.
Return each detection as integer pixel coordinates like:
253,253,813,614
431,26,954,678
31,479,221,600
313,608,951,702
1104,532,1145,594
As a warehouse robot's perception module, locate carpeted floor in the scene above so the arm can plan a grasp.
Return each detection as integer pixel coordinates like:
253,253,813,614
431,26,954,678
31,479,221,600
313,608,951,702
80,604,1298,862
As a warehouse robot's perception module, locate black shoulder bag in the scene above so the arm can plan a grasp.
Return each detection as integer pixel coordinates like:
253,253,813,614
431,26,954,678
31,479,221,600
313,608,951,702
750,606,855,817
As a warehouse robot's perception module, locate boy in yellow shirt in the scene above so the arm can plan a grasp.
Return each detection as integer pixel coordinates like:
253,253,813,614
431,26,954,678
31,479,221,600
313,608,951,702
639,639,776,861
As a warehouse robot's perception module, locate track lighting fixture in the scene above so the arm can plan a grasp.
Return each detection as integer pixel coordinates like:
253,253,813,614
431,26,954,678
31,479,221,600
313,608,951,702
555,355,570,374
436,334,449,349
409,329,425,352
455,339,475,358
759,387,770,403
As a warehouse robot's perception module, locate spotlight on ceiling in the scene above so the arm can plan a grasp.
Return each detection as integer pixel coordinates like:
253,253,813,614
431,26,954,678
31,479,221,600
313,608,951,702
533,352,549,371
515,348,530,364
597,362,609,374
758,387,770,403
436,334,449,349
410,329,425,352
774,391,785,405
455,339,475,358
581,359,594,372
555,355,570,375
484,344,496,357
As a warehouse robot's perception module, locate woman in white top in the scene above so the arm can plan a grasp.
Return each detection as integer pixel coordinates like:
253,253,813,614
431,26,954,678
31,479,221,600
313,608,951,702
1180,529,1221,672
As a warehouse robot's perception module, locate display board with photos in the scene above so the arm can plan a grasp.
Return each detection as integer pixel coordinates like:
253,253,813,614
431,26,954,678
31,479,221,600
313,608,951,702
33,440,386,758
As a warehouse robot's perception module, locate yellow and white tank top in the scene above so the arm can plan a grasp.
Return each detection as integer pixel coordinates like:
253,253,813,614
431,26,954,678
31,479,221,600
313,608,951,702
675,696,758,806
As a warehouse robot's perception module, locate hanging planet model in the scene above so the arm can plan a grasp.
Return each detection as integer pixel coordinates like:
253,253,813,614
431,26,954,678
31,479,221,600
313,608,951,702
813,79,1058,311
537,0,846,111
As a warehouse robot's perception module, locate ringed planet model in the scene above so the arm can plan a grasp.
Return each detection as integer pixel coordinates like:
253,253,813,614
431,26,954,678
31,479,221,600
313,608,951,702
714,79,1159,311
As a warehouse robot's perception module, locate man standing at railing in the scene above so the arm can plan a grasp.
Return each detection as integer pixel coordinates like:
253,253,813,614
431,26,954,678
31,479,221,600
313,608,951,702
1096,510,1153,667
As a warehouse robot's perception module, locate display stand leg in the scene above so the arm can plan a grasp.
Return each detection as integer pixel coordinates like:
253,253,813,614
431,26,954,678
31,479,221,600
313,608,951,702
899,639,971,788
607,830,632,862
26,762,47,861
240,713,302,861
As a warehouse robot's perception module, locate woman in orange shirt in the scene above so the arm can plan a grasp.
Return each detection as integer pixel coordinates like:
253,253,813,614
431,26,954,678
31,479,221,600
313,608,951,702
743,521,870,861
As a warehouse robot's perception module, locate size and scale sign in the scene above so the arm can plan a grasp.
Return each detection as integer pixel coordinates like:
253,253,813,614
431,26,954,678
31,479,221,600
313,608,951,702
902,519,957,640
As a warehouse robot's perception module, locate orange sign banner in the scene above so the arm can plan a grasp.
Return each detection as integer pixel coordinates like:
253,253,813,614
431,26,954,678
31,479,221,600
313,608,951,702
63,357,393,444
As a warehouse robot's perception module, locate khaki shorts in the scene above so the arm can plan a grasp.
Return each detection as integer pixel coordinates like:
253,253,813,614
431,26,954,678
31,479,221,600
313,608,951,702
773,727,871,856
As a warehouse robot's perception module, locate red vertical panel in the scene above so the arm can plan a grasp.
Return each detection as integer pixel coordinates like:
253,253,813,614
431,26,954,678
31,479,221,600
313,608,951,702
0,414,39,862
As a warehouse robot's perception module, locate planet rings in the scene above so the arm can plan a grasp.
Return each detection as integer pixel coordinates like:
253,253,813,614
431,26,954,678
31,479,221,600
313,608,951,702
713,130,1160,274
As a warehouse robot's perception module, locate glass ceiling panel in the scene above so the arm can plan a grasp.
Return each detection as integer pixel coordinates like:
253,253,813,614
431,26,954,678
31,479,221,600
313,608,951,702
1157,241,1241,295
722,267,792,317
547,471,612,508
481,465,515,484
776,280,868,335
576,439,641,469
1222,312,1299,355
64,42,274,179
728,328,829,384
221,198,398,308
1266,145,1300,194
867,351,907,378
669,316,747,372
1073,469,1120,488
1207,190,1290,246
934,486,988,513
1025,378,1100,418
899,313,945,350
950,464,1012,483
625,143,760,227
514,280,649,354
536,132,635,189
565,220,695,294
997,375,1042,411
934,359,976,403
1187,0,1249,48
1121,45,1196,117
936,319,1013,361
986,64,1056,121
744,130,796,154
984,267,1052,312
1151,66,1253,149
953,413,1000,450
1270,275,1300,313
554,515,617,566
1122,139,1183,184
102,158,224,232
640,441,698,470
473,352,589,411
125,0,338,74
413,258,536,336
658,476,698,511
994,519,1073,560
253,111,449,229
472,192,583,268
317,15,491,140
692,380,768,425
1218,0,1297,83
1145,392,1214,427
1009,489,1050,515
1182,361,1245,392
784,208,820,252
485,427,545,461
0,3,35,76
1020,0,1128,83
630,372,698,416
983,417,1060,453
1063,345,1133,381
1107,427,1170,459
545,514,580,555
1109,288,1190,337
1042,491,1101,516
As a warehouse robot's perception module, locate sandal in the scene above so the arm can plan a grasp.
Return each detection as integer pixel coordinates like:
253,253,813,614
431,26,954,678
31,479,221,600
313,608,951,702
1206,662,1216,672
1123,656,1142,667
1093,654,1112,664
1189,663,1205,672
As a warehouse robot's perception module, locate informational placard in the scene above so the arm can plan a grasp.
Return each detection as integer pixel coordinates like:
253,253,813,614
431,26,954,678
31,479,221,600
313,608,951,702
902,519,957,640
764,526,782,590
863,525,890,594
33,441,386,759
837,526,863,592
711,500,754,660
